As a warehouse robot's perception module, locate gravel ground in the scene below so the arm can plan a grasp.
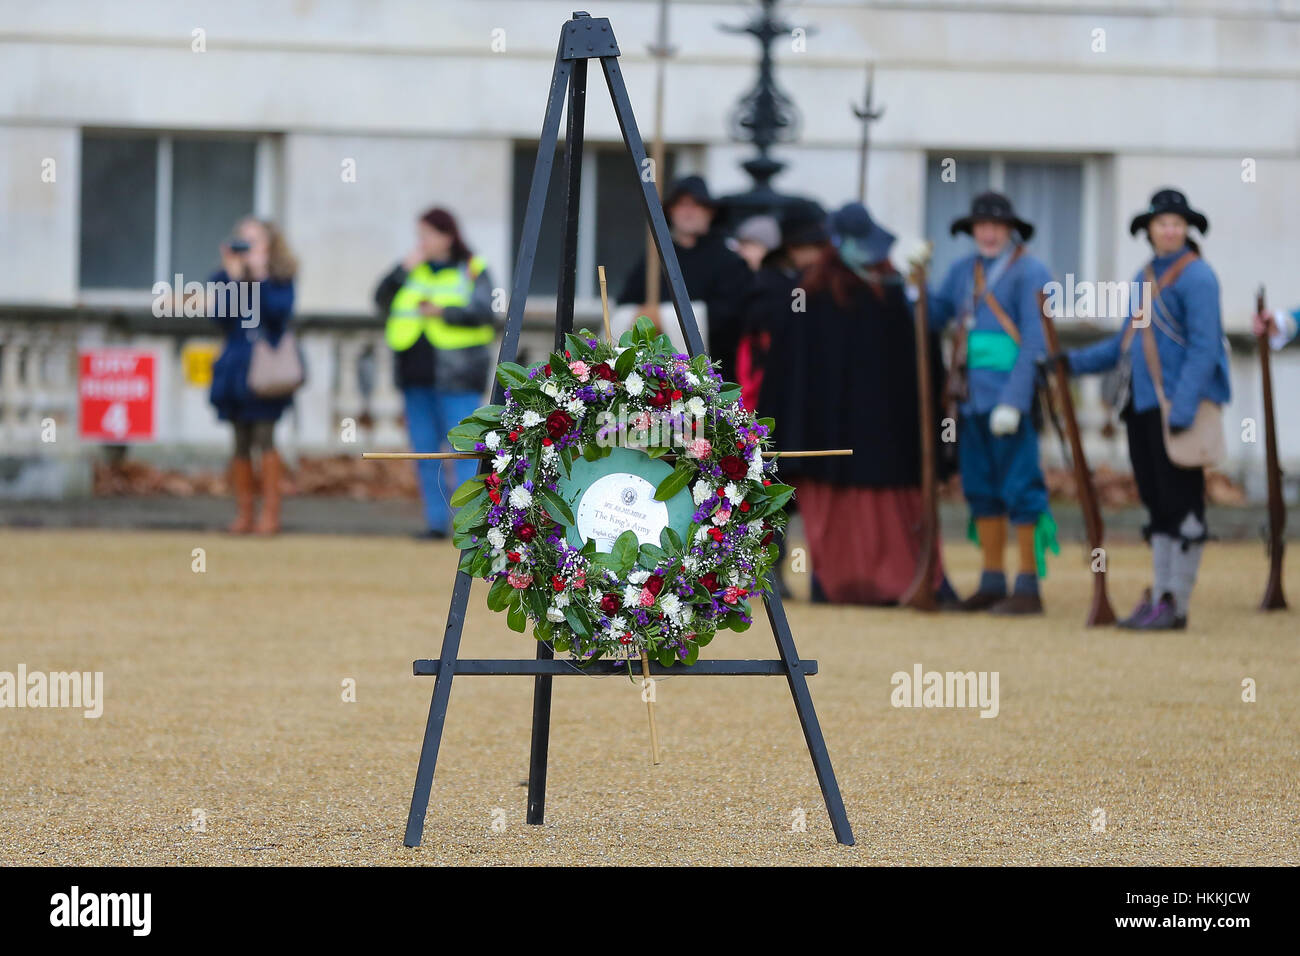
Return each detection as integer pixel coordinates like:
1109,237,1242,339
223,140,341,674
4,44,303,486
2,528,1297,866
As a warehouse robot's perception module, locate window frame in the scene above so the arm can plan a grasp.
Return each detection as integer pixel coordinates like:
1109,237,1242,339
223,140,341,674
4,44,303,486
77,129,279,304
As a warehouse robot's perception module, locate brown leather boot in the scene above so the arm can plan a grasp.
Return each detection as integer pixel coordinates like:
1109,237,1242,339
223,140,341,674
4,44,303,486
254,449,283,535
227,457,256,534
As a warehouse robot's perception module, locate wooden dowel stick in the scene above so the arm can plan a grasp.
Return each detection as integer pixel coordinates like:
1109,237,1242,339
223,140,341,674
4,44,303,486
597,265,614,344
363,448,855,461
640,650,661,765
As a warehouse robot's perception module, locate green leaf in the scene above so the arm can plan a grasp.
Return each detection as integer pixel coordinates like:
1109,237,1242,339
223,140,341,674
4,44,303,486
611,530,639,572
507,601,527,633
656,646,676,668
614,346,638,378
637,543,667,570
469,404,505,425
717,387,741,407
565,332,595,359
449,477,485,508
683,643,700,666
452,497,489,534
633,314,657,341
457,548,477,573
582,441,603,462
536,486,575,526
659,526,683,554
756,417,775,431
486,576,514,612
495,362,529,389
645,445,672,459
452,528,478,550
563,605,590,638
653,460,695,502
695,631,714,648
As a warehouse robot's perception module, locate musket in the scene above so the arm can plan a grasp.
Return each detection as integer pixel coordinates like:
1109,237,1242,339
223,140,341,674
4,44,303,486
1037,291,1116,626
1256,284,1287,610
900,248,940,611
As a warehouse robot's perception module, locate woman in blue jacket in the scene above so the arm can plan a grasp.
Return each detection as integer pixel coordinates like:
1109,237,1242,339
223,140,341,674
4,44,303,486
208,217,299,535
1061,189,1230,630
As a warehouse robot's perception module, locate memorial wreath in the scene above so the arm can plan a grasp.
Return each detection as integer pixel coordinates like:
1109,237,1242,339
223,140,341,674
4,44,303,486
446,317,793,666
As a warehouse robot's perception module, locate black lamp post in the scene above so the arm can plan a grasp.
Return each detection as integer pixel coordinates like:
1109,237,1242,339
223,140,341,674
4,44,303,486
717,0,820,229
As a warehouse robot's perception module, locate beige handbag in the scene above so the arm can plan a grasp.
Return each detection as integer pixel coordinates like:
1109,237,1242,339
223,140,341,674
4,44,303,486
247,329,305,398
1139,320,1224,468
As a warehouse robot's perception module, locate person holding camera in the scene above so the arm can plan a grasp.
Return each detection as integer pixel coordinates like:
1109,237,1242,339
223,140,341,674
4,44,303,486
208,216,299,535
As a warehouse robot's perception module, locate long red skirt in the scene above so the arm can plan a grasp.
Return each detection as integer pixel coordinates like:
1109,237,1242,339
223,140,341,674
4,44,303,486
795,480,945,605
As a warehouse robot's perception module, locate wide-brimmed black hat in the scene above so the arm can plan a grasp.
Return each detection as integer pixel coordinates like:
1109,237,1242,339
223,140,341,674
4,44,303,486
950,191,1034,241
779,198,829,247
829,202,896,266
1129,188,1209,236
663,175,718,212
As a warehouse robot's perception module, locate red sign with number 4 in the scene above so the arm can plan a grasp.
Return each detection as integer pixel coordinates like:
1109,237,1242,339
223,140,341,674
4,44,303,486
79,349,156,442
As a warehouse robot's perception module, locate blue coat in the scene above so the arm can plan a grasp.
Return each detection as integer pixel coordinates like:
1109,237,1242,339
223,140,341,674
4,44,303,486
928,246,1052,415
208,271,296,422
1067,246,1230,429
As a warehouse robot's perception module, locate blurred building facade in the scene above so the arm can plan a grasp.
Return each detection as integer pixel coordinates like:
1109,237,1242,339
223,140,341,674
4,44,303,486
2,0,1298,497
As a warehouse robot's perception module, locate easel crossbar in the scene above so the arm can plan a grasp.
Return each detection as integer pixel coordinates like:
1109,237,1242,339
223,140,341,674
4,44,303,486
413,659,819,677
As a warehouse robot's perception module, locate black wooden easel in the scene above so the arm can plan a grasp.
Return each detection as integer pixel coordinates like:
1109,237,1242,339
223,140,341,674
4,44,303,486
403,10,855,848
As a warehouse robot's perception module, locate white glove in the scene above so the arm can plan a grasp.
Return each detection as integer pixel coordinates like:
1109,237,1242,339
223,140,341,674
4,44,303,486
989,404,1021,436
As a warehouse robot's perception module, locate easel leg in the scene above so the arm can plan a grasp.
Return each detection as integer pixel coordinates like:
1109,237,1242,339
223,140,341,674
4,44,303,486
525,641,554,824
763,587,856,846
404,571,473,847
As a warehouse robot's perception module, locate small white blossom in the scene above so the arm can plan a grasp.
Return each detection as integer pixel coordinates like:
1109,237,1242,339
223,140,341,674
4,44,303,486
509,485,533,508
682,555,700,572
625,372,645,397
747,451,763,481
484,431,501,450
684,372,699,386
493,453,512,474
522,410,544,428
487,528,506,550
566,398,585,417
686,396,706,417
554,591,570,608
628,569,650,585
692,479,713,505
542,380,562,399
660,593,682,619
623,585,641,607
546,606,566,622
596,379,615,394
588,587,602,605
609,614,628,633
724,482,743,506
694,527,709,543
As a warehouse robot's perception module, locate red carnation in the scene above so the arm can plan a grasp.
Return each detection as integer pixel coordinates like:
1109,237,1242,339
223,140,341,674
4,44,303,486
551,575,566,592
645,575,664,597
484,472,501,489
700,572,719,591
545,410,574,439
719,455,746,480
739,501,751,512
593,362,616,381
507,551,521,563
648,389,671,408
600,593,621,614
542,364,552,377
488,489,501,504
518,523,536,542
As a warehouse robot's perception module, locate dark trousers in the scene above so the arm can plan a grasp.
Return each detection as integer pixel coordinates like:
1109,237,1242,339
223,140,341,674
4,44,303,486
1124,405,1206,543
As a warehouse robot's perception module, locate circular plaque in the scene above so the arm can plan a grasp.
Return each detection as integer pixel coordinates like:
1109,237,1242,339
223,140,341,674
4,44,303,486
574,471,670,553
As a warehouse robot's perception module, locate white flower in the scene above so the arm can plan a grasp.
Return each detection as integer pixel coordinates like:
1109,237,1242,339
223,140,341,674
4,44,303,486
487,528,506,550
628,569,650,585
484,431,501,450
554,591,570,608
724,482,743,506
625,372,644,397
623,585,641,607
682,555,700,573
686,396,706,417
509,485,533,508
522,410,544,428
588,588,603,605
565,398,585,417
609,615,628,633
694,527,709,543
747,451,763,482
542,380,562,399
546,606,566,623
542,443,558,460
692,479,713,505
684,372,699,386
596,379,614,394
748,521,765,537
493,453,512,474
659,593,682,620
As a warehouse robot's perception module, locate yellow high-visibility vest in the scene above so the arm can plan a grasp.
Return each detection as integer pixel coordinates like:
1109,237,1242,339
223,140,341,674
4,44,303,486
386,256,493,352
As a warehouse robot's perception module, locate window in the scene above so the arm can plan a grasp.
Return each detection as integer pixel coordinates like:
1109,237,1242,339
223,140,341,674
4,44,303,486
79,132,272,292
511,142,681,303
924,154,1086,282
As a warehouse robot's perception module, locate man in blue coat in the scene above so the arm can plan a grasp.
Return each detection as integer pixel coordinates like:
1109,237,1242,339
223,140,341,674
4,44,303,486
1061,188,1230,630
929,193,1055,614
